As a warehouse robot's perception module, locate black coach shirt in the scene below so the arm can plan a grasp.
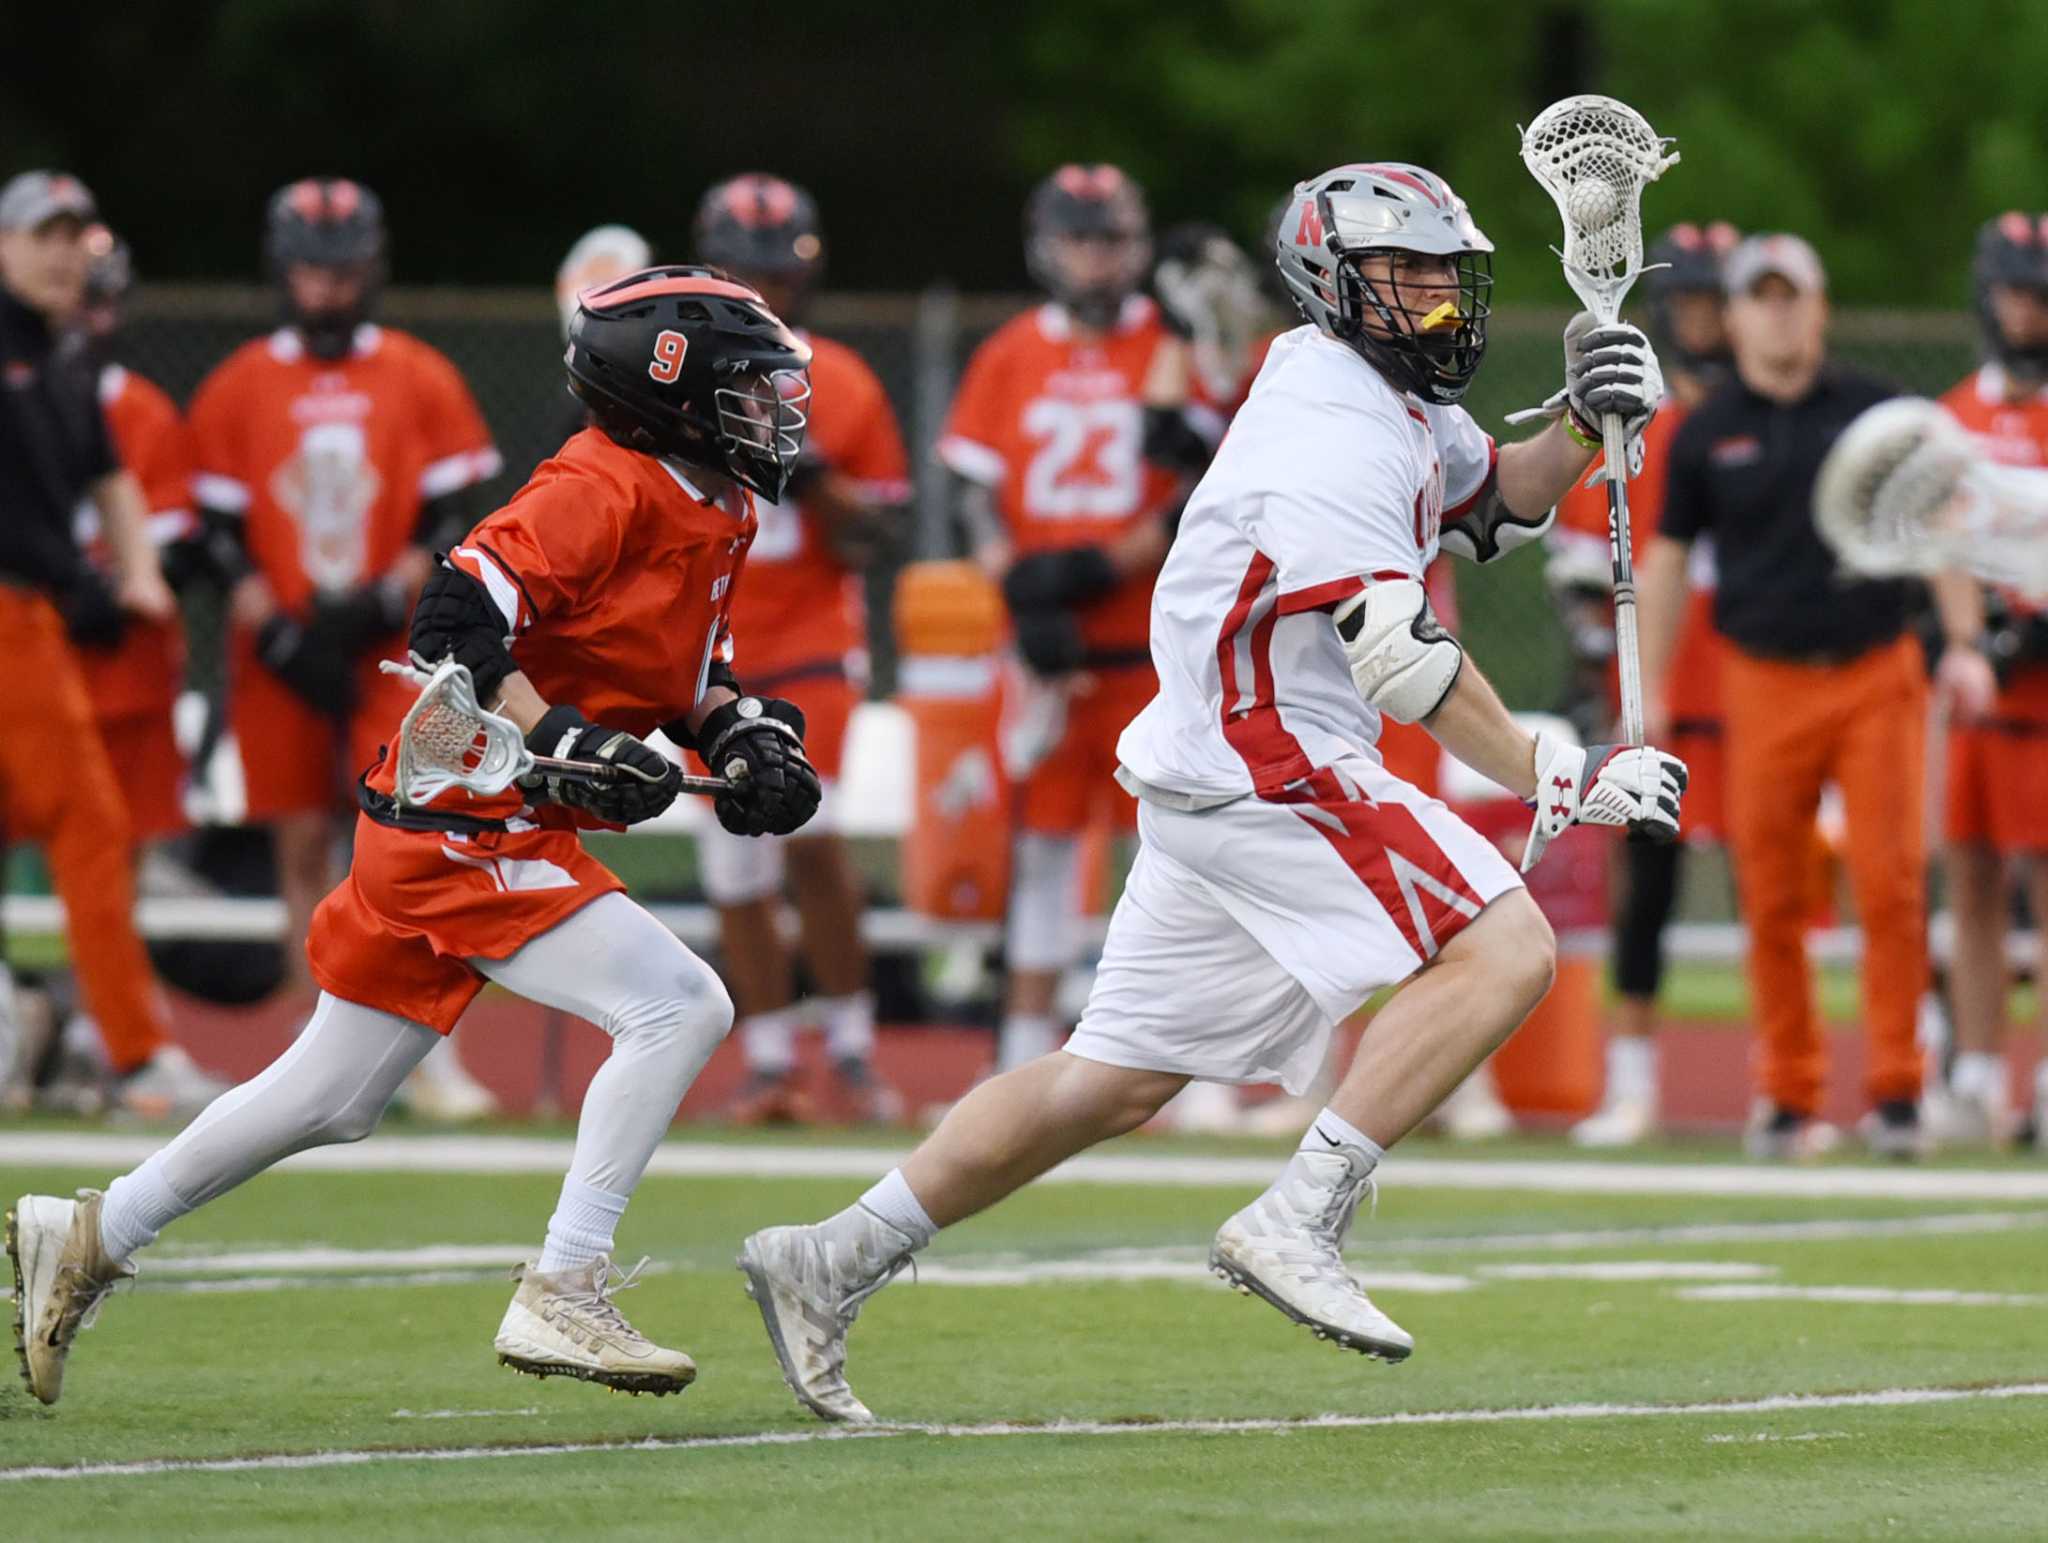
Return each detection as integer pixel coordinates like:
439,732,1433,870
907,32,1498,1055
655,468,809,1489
1661,365,1912,661
0,285,111,593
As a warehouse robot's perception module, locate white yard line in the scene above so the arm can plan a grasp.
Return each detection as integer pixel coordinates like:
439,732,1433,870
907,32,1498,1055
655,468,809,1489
9,1132,2048,1200
5,1381,2046,1484
1678,1284,2048,1307
1478,1261,1775,1282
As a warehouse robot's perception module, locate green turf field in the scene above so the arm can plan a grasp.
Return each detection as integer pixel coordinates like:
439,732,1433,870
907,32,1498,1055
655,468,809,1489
5,1130,2047,1540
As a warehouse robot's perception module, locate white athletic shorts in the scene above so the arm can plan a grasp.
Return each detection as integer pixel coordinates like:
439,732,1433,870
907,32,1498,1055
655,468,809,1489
697,780,839,906
1066,756,1523,1094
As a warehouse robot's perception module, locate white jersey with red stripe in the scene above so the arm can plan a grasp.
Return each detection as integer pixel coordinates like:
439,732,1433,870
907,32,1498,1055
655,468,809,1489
1114,324,1495,808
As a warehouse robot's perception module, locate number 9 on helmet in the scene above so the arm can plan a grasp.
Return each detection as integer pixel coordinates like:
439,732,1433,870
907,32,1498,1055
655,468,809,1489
564,264,814,502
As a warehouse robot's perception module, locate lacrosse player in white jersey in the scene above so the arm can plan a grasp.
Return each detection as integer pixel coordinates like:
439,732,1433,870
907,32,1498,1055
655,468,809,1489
739,163,1688,1422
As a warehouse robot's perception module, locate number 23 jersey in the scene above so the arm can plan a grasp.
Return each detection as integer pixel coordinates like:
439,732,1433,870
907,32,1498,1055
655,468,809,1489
938,295,1202,655
1115,325,1495,806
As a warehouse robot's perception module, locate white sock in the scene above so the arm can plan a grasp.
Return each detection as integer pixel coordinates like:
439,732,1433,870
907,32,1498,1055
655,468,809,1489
1607,1036,1658,1104
1951,1051,2005,1103
1299,1107,1384,1169
740,1009,799,1076
537,1176,629,1273
855,1167,937,1249
997,1013,1059,1072
99,1160,188,1263
820,991,876,1063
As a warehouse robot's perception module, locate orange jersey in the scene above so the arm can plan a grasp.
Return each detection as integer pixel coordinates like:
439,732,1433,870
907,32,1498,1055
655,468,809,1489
1941,364,2048,616
377,429,755,826
188,325,499,613
1555,404,1722,723
939,297,1199,652
729,331,908,685
75,365,192,719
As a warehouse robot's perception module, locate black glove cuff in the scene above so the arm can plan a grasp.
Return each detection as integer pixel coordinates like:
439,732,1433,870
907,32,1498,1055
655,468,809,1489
525,703,592,759
256,613,304,666
697,697,806,768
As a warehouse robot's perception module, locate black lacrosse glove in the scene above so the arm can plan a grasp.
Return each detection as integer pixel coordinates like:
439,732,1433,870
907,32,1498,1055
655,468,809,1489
310,578,411,657
1002,546,1120,612
694,696,822,837
1011,607,1088,678
59,572,130,649
256,612,358,714
522,705,681,826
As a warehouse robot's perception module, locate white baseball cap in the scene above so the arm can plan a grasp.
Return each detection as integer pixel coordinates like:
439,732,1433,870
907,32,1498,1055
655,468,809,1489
0,170,97,232
1725,232,1827,295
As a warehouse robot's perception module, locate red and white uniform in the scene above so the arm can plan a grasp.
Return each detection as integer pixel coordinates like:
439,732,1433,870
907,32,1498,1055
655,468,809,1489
308,429,754,1031
939,296,1207,834
188,324,500,819
1552,404,1725,839
1942,364,2048,854
77,365,195,839
1069,326,1522,1092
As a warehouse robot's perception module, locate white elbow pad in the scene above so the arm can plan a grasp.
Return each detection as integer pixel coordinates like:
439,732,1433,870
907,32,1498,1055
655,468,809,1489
1331,578,1464,724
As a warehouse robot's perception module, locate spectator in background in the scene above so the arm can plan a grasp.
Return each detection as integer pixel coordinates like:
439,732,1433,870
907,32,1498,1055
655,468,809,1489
1640,234,1979,1160
1549,222,1740,1148
187,178,502,1120
691,174,910,1123
1923,212,2048,1149
548,224,651,453
0,170,225,1117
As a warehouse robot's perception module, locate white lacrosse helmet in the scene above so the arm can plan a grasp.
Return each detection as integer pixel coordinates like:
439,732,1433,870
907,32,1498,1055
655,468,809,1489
1274,162,1494,403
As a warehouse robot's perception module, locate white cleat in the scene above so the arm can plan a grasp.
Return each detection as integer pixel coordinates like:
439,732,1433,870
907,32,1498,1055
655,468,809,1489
1922,1086,2003,1150
493,1256,695,1396
1570,1095,1659,1148
1210,1147,1413,1363
1437,1068,1513,1141
737,1217,913,1424
115,1045,230,1122
396,1045,500,1125
7,1189,134,1406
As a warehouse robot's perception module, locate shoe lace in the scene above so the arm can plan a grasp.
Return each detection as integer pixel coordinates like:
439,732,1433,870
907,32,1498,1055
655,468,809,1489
568,1255,650,1341
1284,1166,1376,1291
52,1263,125,1342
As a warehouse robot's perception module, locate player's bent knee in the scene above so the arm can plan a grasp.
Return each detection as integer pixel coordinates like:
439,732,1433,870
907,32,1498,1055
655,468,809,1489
1475,890,1556,1012
606,960,735,1064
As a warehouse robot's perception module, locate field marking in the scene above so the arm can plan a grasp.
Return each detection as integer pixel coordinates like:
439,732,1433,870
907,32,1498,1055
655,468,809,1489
391,1407,539,1421
147,1244,531,1274
1679,1284,2048,1308
1477,1261,1775,1282
5,1381,2046,1484
10,1132,2048,1201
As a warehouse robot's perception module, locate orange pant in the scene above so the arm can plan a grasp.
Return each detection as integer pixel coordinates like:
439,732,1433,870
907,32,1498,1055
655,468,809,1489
1722,636,1927,1113
0,590,167,1072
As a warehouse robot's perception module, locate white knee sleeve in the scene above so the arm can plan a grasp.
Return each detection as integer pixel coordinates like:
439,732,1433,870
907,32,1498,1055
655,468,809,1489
1007,832,1082,972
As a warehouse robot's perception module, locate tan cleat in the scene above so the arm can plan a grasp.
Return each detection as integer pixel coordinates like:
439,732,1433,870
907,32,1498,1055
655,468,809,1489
493,1256,695,1397
7,1189,135,1406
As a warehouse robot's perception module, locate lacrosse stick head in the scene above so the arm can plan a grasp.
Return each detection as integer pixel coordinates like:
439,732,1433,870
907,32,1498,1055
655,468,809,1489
1520,95,1679,322
380,657,534,807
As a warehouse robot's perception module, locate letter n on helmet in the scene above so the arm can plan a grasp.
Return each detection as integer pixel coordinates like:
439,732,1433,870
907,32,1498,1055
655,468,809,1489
564,264,814,502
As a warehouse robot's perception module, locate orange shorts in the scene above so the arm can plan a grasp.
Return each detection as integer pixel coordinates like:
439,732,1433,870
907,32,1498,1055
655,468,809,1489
1668,718,1726,842
756,670,860,783
308,815,624,1032
1946,664,2048,854
95,707,188,842
1018,663,1156,836
229,628,420,821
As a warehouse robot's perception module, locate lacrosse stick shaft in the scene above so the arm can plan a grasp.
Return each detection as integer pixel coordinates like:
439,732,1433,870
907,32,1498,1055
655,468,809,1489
1601,412,1647,748
528,752,727,796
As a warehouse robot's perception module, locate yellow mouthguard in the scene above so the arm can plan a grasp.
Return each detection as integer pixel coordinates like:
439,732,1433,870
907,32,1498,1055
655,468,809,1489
1418,301,1460,332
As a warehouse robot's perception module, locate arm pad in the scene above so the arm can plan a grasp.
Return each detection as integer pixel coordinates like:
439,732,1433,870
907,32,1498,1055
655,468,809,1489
1437,472,1556,565
1331,578,1464,724
409,558,517,701
1141,405,1215,474
1003,546,1119,611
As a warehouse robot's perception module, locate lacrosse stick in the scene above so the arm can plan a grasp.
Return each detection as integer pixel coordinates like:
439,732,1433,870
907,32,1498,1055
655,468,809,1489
1520,95,1681,747
1814,396,2048,597
370,657,724,831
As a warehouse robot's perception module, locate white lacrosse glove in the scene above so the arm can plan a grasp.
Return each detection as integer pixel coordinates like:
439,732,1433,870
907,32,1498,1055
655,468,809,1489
1521,728,1688,873
1505,313,1665,479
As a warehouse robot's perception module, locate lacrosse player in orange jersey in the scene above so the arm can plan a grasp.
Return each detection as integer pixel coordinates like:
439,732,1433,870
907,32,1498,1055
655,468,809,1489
1923,213,2048,1149
691,175,911,1124
9,267,822,1407
938,164,1225,1077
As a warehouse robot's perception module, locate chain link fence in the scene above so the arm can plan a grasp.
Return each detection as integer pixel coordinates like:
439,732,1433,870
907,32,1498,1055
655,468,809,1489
114,286,1981,716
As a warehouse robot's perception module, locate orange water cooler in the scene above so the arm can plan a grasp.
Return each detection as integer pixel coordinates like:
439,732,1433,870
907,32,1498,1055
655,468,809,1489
894,561,1012,920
